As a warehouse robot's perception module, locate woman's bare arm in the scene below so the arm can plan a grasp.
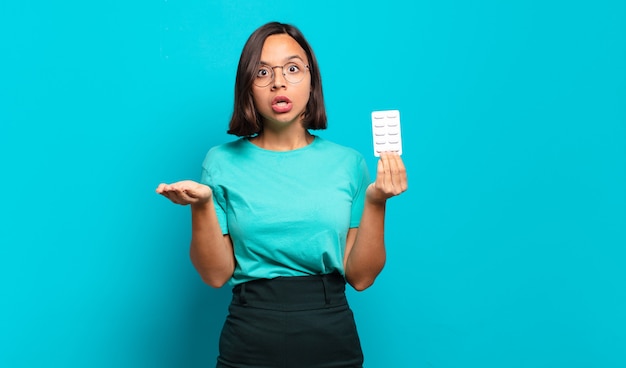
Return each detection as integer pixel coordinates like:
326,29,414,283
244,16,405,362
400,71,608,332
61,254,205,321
156,180,235,287
344,153,408,291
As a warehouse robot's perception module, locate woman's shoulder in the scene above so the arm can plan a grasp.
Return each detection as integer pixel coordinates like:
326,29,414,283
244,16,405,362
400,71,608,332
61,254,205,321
202,138,249,169
206,138,247,156
314,137,365,160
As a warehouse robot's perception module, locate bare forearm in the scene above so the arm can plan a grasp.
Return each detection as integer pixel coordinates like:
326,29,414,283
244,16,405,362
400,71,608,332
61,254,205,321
345,152,408,290
189,201,235,288
345,199,387,291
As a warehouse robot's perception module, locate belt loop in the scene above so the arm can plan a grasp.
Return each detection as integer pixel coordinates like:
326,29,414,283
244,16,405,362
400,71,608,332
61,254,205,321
240,283,248,306
321,274,330,305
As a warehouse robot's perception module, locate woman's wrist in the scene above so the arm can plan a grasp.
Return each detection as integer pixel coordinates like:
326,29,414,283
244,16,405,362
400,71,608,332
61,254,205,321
191,198,213,211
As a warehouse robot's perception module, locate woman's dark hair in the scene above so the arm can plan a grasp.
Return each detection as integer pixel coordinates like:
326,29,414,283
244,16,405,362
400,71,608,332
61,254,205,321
227,22,327,136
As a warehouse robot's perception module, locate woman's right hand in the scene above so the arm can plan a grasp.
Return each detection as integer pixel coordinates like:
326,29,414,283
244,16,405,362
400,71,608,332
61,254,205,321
155,180,212,206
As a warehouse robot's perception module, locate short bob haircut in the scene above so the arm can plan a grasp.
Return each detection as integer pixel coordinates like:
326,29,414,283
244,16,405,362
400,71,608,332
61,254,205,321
227,22,327,137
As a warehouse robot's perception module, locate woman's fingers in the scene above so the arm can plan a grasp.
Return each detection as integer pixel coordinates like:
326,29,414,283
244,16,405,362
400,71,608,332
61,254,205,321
375,153,408,198
380,153,393,190
390,154,408,194
158,185,186,204
155,180,211,205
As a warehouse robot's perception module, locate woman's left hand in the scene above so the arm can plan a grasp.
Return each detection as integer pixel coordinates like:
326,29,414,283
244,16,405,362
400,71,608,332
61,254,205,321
366,152,408,204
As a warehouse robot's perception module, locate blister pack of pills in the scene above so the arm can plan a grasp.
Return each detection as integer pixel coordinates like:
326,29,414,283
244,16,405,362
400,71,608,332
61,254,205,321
371,110,402,157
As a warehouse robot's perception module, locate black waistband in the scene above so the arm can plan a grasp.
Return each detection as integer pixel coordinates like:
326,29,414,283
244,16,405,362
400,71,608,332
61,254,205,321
231,272,347,311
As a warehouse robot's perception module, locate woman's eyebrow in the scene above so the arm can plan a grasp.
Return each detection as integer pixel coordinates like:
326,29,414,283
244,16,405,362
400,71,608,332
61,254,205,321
286,55,305,62
259,55,306,65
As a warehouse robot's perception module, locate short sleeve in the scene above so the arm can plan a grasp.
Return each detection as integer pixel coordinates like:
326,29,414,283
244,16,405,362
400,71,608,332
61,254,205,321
349,155,371,228
200,150,229,235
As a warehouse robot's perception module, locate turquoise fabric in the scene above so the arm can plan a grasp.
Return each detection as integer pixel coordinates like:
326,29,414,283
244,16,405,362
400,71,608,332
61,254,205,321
201,136,370,285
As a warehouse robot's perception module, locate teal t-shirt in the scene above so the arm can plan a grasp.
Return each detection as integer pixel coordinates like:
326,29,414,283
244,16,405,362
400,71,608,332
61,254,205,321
200,136,370,285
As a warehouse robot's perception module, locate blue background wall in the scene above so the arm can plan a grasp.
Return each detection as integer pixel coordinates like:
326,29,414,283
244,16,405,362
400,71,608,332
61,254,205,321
2,1,625,367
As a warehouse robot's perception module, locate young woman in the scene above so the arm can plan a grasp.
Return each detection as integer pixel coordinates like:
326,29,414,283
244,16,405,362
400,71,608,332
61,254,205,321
156,21,407,368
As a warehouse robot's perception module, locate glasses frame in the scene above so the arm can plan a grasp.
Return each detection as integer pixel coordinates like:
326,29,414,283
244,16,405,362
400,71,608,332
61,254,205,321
254,62,310,87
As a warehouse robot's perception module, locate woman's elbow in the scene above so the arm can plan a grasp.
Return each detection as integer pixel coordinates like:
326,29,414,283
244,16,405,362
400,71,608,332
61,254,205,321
201,274,230,288
345,261,385,292
346,274,377,291
350,280,374,292
193,261,233,288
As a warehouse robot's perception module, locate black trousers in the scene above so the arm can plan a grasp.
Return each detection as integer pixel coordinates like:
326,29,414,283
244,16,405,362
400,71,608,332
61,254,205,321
216,272,364,368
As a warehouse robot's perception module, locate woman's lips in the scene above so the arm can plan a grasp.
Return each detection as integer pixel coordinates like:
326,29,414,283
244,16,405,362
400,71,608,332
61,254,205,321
271,95,293,113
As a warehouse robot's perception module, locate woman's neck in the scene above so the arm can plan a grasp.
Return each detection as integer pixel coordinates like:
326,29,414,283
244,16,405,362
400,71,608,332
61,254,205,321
250,129,313,151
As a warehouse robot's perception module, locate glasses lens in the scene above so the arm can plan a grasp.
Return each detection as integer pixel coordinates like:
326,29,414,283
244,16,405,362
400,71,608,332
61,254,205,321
254,65,273,87
283,62,306,84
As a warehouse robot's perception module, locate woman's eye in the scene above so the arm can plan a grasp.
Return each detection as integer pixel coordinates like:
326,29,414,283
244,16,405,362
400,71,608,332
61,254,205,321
257,68,270,78
286,64,300,73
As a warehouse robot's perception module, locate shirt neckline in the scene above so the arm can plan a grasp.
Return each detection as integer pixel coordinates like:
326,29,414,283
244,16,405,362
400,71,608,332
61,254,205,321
244,135,319,154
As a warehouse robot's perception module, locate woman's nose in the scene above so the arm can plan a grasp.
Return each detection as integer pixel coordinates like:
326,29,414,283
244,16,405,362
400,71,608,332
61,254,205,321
271,67,287,88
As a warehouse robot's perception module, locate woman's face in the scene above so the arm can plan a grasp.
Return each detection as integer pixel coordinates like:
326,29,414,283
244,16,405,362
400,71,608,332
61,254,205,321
252,34,311,131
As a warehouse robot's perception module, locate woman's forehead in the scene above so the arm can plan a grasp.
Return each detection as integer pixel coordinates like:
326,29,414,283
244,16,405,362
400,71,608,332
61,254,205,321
259,34,307,63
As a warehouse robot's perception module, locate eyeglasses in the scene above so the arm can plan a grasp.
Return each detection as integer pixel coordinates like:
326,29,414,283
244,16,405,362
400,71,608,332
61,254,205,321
254,61,309,87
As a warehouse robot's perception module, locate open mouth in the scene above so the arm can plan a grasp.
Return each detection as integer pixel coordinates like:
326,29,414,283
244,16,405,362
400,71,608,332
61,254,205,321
271,96,293,113
272,95,292,105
